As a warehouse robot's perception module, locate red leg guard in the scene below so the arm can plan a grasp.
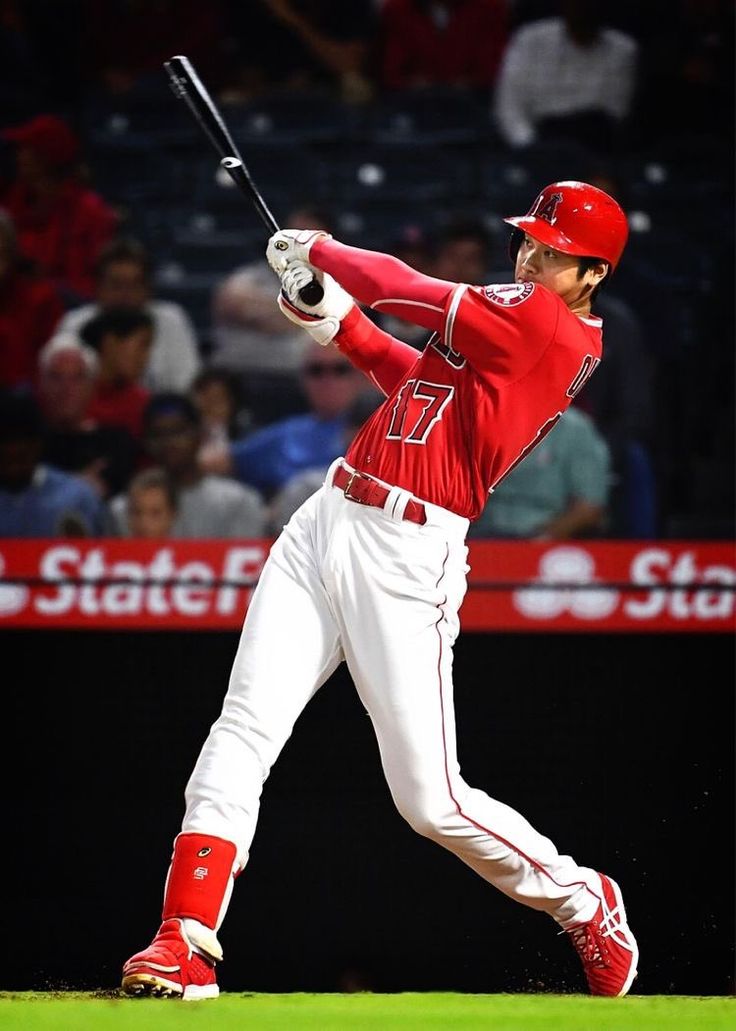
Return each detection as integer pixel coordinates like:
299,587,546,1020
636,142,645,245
162,832,238,929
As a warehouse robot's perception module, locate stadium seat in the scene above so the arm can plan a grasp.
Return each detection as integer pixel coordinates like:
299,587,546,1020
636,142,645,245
362,87,492,146
188,142,333,213
221,91,359,146
331,141,474,205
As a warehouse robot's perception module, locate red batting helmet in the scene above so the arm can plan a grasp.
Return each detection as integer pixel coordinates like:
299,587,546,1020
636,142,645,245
504,180,629,269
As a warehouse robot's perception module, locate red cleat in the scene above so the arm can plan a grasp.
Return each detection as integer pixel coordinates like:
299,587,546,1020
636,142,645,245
122,918,219,1000
566,874,639,996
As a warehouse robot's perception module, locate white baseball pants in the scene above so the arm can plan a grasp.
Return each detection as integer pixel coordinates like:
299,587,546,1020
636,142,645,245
182,458,603,928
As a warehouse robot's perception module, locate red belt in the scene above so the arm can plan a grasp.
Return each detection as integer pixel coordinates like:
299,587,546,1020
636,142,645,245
332,465,427,525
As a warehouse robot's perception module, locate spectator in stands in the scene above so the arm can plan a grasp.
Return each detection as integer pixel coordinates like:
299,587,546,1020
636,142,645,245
268,390,382,534
0,113,119,303
190,367,252,472
79,306,153,440
55,236,202,393
79,0,226,100
35,332,139,499
109,393,267,538
220,0,377,103
125,466,179,539
378,0,508,92
209,203,335,426
0,387,107,537
431,216,500,284
203,340,378,501
493,1,638,153
469,405,612,539
0,209,63,391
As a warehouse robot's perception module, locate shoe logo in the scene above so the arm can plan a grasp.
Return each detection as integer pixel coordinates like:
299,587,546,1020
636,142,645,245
197,847,212,857
193,866,209,880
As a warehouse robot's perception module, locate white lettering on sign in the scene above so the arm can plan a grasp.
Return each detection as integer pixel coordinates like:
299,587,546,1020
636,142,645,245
30,544,267,618
625,550,735,621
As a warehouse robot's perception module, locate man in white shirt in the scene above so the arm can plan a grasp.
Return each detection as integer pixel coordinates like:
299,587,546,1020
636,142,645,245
56,236,202,393
493,1,638,150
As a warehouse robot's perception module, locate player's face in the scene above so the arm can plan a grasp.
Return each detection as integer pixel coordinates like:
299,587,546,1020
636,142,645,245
515,234,605,310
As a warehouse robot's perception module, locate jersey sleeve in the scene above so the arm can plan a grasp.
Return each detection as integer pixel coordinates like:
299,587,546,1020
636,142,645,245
445,283,560,385
335,304,420,395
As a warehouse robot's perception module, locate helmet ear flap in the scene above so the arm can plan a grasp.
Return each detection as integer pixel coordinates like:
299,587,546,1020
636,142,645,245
508,228,523,264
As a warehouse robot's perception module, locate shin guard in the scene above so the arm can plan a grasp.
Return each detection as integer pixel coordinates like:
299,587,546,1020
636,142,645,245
162,832,238,930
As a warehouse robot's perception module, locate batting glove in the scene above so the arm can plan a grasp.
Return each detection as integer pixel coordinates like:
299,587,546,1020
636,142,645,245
266,229,331,275
277,260,354,346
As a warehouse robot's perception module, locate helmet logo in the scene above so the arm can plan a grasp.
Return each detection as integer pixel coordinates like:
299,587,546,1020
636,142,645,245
530,191,563,225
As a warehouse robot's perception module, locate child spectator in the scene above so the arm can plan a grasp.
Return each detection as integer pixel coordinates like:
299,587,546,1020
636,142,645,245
79,306,153,440
125,467,178,539
109,393,267,539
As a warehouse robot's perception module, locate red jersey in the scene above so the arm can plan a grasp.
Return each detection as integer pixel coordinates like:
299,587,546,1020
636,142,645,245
86,381,151,440
311,240,603,520
1,179,119,301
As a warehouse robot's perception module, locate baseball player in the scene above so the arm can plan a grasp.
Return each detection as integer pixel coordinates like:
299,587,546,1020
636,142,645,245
122,181,639,1000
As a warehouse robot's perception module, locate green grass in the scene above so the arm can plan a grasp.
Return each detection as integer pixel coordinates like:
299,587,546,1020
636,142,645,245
1,992,735,1031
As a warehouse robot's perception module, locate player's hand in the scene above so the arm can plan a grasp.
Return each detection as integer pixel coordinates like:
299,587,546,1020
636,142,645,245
266,229,331,275
277,260,354,346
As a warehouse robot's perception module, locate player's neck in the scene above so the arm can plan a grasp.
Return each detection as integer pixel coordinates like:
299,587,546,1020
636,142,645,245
568,298,593,319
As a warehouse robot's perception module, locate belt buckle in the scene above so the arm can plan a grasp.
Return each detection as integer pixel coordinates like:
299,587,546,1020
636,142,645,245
343,470,364,503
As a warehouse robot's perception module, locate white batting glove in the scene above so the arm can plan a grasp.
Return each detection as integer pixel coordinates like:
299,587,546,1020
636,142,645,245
277,260,354,346
266,228,331,275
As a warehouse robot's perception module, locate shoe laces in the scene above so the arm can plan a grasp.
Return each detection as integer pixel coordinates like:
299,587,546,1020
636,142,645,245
565,896,626,968
567,923,608,968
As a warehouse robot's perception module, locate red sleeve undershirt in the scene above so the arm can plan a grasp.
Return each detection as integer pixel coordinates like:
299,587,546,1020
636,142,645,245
333,304,420,396
311,238,457,329
311,238,459,394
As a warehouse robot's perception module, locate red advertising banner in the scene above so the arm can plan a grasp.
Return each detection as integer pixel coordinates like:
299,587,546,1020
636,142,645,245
0,538,733,633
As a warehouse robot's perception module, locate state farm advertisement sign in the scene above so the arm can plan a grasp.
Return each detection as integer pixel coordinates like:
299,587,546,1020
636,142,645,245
0,539,733,633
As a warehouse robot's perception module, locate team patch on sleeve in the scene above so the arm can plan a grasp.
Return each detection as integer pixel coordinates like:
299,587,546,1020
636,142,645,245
483,282,535,307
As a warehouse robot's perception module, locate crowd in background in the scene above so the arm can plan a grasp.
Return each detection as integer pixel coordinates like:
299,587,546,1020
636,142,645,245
0,0,733,541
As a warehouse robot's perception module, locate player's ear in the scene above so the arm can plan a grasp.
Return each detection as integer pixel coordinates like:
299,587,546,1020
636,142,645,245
595,260,610,285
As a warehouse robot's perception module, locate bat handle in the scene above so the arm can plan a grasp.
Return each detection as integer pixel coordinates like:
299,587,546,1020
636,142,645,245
297,278,325,306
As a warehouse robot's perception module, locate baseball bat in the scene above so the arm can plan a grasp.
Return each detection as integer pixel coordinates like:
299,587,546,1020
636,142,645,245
163,54,324,305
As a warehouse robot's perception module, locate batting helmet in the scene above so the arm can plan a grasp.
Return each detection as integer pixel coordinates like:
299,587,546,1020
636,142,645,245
504,180,629,269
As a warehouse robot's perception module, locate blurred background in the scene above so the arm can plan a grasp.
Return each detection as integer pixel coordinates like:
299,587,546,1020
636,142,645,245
1,0,733,541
